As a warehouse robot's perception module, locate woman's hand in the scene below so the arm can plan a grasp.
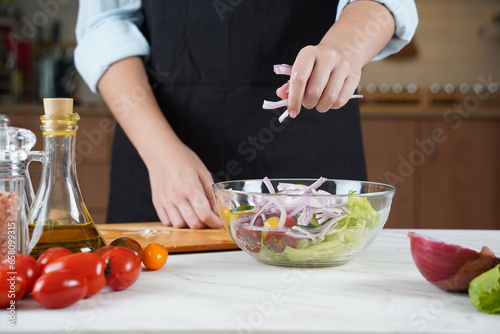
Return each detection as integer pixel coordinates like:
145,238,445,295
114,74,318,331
276,44,363,117
147,142,222,229
276,0,396,118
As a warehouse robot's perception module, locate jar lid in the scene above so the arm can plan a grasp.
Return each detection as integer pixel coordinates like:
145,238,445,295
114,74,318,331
0,115,37,163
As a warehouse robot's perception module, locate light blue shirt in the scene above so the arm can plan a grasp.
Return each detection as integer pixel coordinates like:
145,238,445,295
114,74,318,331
75,0,418,93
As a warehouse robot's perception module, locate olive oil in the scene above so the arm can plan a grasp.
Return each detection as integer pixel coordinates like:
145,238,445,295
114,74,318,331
27,99,106,259
28,221,105,258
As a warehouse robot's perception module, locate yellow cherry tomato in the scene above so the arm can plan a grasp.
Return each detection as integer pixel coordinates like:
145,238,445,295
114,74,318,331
142,243,168,270
263,216,281,237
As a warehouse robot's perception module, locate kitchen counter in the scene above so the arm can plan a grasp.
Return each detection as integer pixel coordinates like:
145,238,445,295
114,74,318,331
3,229,499,334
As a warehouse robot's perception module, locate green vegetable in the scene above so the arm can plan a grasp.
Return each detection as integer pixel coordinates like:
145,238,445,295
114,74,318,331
469,264,500,314
338,196,381,230
231,205,255,214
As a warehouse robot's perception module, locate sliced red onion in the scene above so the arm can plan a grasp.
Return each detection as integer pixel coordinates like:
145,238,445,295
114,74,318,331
304,177,327,194
284,231,313,239
287,197,311,218
263,177,275,194
262,99,288,110
278,110,289,123
242,225,291,233
274,64,292,76
292,225,317,243
267,197,287,228
317,214,346,239
316,208,345,224
231,214,254,224
250,202,272,225
297,206,313,226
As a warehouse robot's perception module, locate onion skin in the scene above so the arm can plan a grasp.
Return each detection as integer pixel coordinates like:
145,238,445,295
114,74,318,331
408,232,500,292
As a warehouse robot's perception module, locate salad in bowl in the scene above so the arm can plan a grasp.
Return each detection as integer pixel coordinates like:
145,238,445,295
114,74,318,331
212,177,395,267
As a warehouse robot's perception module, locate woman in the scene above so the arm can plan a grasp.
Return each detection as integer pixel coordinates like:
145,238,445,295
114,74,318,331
75,0,418,229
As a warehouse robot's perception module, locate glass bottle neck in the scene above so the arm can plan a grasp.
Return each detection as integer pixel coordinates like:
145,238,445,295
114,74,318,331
41,134,78,184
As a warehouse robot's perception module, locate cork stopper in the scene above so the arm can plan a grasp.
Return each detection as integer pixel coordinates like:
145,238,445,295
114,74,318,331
43,98,74,116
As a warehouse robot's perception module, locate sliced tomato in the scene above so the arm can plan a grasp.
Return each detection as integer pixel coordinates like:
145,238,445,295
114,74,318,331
263,232,297,253
235,228,261,253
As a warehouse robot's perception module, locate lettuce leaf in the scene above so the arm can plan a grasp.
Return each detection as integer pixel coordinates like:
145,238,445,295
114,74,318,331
469,264,500,314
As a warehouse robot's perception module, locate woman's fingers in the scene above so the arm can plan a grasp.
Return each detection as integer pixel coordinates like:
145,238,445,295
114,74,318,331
287,46,315,118
276,82,289,100
150,145,222,229
285,44,361,115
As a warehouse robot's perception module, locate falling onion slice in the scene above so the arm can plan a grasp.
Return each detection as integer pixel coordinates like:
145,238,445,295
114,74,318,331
408,232,500,292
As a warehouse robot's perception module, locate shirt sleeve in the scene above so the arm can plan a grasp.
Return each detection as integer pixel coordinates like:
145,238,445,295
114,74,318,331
74,0,150,93
336,0,418,61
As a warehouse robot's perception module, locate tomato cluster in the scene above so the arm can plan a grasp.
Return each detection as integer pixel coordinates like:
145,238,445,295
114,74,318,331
0,238,169,309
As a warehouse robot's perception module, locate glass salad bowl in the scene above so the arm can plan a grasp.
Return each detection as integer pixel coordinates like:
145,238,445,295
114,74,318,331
212,178,396,267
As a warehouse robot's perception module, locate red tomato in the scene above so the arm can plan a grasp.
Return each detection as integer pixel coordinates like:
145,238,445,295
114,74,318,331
32,270,87,309
37,247,73,271
142,243,169,270
263,232,297,253
42,252,106,298
93,246,115,257
2,254,40,293
285,217,296,227
0,263,28,307
110,237,143,260
100,247,141,291
235,228,261,253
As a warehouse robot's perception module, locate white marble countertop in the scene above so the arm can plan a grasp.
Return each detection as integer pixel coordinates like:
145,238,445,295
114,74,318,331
3,229,499,334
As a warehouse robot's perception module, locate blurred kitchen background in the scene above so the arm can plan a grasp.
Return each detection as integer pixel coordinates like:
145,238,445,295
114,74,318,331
1,0,499,228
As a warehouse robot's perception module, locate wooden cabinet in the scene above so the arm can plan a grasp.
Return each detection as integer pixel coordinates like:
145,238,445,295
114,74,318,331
4,110,115,225
362,117,500,230
418,119,500,229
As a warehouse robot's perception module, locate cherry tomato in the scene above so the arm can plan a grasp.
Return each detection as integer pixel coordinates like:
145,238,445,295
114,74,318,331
0,263,28,307
2,254,40,293
93,246,115,257
110,237,143,260
285,217,296,227
235,228,261,253
263,232,297,253
37,247,73,271
42,252,106,298
100,247,141,291
32,270,87,309
142,243,168,270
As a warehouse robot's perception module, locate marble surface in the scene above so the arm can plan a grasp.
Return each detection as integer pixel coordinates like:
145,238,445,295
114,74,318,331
2,229,499,334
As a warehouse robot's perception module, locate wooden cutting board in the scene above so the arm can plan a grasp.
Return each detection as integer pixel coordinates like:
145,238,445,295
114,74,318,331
96,222,239,253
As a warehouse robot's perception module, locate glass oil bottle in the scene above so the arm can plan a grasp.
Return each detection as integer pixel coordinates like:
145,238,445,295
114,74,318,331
27,98,105,258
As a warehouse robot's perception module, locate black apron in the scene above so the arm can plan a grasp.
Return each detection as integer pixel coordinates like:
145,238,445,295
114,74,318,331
107,0,366,223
